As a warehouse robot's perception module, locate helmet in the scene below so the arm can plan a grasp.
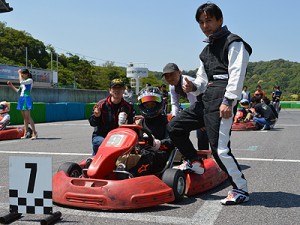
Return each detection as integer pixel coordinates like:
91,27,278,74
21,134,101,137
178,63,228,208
0,101,10,114
240,99,249,108
137,86,163,118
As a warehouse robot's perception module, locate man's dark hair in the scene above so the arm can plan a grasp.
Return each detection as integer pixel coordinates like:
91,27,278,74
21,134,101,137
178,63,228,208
251,96,261,104
195,3,223,23
262,97,271,105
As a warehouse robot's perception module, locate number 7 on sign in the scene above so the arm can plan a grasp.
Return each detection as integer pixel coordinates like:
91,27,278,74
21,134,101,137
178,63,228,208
25,163,37,193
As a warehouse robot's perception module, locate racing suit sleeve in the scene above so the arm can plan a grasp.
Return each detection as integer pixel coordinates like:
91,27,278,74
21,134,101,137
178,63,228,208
224,42,250,101
170,85,180,117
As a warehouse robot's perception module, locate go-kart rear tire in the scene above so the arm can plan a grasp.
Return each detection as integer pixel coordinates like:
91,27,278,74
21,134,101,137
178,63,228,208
57,162,82,177
162,168,186,202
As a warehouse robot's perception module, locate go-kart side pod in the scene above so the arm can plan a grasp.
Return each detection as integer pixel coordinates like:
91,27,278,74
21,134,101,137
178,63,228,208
0,127,31,141
231,121,257,131
185,158,228,196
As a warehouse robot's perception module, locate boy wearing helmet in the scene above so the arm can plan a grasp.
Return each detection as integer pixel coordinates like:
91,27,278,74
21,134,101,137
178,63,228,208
234,99,251,123
128,86,175,177
0,101,10,130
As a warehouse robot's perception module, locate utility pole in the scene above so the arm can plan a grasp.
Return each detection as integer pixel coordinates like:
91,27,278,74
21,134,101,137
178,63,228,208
25,47,28,68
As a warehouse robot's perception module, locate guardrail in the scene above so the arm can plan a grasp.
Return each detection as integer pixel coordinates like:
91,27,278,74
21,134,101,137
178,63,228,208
6,101,300,125
7,102,142,125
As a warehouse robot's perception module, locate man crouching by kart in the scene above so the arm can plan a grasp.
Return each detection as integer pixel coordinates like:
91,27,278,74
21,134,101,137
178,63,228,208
128,86,175,177
251,96,277,130
0,101,10,130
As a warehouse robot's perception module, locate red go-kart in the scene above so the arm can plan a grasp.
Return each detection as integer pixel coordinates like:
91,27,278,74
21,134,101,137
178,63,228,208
0,126,32,141
232,108,258,131
52,124,227,210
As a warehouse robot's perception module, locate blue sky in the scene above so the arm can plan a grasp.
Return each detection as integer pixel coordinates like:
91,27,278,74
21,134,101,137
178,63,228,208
1,0,299,72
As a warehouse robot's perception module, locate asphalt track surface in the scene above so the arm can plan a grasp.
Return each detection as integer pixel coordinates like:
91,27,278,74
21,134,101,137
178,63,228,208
0,109,299,225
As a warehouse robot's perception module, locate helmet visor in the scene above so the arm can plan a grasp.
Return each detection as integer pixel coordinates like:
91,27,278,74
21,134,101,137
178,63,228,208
139,95,161,103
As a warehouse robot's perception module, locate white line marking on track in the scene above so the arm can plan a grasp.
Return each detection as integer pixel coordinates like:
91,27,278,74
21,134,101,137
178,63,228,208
235,146,258,151
192,199,222,225
236,157,300,163
276,124,300,127
0,151,299,163
38,123,89,126
0,151,90,156
0,140,19,145
0,202,223,225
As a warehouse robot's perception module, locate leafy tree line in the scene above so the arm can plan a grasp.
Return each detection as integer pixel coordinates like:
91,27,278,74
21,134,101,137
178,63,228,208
0,21,299,100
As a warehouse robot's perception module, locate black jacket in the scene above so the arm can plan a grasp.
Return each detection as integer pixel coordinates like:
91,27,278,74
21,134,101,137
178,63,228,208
89,96,134,138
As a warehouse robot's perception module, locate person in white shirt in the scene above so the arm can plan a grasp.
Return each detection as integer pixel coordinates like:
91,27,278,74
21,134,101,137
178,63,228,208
162,63,209,150
241,85,251,103
123,85,134,104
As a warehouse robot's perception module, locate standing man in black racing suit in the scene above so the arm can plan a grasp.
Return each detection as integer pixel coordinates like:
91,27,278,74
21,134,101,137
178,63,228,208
167,2,252,205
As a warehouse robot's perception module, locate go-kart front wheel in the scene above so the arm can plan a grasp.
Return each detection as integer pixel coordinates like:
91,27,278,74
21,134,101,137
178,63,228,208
57,162,82,177
162,168,186,202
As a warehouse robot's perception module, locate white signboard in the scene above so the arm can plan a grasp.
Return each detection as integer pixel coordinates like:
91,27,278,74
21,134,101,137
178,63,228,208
126,67,148,78
9,156,52,214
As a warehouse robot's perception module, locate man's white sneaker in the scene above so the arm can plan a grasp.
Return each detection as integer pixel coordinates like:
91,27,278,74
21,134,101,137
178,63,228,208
175,160,205,175
221,189,249,205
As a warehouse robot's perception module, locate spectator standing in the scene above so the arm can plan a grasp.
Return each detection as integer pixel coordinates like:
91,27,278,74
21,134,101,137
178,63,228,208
253,85,265,100
241,85,251,102
7,69,38,140
123,85,134,104
271,85,282,112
